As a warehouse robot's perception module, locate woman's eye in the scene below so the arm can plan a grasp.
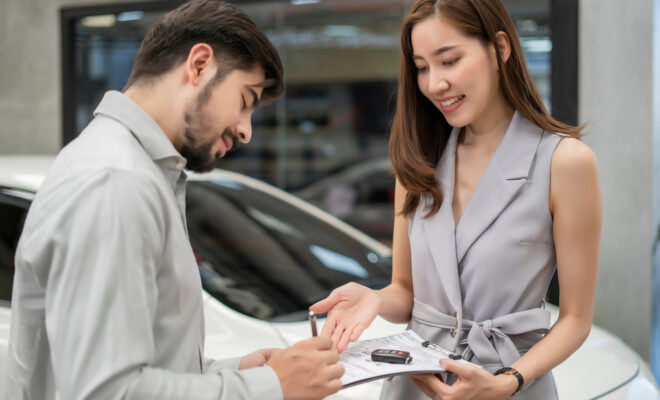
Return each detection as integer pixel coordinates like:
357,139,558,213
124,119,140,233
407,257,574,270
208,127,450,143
443,58,459,67
415,66,428,73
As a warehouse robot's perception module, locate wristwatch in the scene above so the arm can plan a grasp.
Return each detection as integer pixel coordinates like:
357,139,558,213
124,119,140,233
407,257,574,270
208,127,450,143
494,367,524,397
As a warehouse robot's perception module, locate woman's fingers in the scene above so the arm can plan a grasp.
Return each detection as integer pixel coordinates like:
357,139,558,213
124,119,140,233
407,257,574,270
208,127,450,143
349,323,364,341
309,289,341,314
320,315,337,338
410,375,438,399
439,359,475,378
336,325,354,353
410,374,450,399
330,324,345,350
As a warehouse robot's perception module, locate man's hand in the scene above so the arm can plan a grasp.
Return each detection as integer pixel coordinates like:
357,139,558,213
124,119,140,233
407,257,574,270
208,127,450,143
239,348,282,369
266,336,344,400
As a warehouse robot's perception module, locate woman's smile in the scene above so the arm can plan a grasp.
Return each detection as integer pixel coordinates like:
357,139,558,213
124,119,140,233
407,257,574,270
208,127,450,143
437,94,466,113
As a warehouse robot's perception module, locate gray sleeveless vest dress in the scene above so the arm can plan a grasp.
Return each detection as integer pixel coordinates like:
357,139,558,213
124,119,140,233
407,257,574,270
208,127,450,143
380,111,561,399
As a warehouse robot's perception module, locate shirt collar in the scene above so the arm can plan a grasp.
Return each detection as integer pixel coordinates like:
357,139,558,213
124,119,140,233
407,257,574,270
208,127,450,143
93,90,186,167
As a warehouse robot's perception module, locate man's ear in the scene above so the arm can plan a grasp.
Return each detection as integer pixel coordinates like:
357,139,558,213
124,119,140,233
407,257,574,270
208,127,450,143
184,43,215,86
493,31,511,65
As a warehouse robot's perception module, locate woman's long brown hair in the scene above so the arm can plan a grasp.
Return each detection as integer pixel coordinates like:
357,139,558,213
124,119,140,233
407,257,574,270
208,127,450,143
390,0,583,218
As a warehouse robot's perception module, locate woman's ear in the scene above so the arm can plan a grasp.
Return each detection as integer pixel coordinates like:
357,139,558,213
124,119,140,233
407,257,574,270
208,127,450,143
494,31,512,65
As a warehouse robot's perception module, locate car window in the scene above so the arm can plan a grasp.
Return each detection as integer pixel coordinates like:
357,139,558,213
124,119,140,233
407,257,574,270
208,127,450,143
186,180,392,322
0,189,31,303
355,170,395,205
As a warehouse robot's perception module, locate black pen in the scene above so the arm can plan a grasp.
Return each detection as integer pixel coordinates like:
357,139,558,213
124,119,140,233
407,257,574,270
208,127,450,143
308,310,318,336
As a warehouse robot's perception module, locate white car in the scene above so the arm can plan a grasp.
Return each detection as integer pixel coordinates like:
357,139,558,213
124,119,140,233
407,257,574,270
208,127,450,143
0,155,657,399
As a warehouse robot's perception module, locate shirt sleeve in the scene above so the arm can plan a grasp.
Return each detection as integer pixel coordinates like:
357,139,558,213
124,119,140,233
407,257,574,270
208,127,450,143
203,356,242,372
20,168,282,400
201,357,282,399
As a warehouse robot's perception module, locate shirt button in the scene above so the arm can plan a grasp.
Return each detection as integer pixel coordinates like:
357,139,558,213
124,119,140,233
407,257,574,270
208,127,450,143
175,161,185,170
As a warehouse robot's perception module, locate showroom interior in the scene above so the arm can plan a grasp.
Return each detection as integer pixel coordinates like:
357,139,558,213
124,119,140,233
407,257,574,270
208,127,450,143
1,0,660,397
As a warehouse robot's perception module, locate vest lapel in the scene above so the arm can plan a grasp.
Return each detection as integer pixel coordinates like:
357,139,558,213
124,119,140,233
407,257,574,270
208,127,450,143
420,126,462,314
455,112,544,264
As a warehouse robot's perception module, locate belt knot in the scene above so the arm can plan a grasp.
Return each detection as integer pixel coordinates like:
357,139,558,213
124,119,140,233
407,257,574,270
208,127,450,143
477,319,494,338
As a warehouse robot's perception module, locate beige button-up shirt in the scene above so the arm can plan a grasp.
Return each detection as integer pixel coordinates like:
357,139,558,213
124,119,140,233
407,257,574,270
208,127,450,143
5,91,283,400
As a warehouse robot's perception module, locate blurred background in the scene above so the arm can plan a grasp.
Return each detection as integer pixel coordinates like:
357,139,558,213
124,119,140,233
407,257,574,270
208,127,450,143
1,0,659,385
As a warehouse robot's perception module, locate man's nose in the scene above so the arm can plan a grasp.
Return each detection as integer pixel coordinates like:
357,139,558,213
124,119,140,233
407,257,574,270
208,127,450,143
235,114,252,144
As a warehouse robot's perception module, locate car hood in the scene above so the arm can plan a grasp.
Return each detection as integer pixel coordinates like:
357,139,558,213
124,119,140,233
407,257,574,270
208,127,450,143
270,305,650,399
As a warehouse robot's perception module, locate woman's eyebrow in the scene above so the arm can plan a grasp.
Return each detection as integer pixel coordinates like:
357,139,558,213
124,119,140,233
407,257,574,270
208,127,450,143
413,45,458,60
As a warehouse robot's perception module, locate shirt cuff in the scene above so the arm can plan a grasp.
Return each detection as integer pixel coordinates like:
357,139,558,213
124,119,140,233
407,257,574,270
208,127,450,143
203,356,242,374
237,365,283,400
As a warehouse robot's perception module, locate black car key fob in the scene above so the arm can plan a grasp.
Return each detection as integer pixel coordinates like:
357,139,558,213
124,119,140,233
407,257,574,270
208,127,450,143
371,349,413,364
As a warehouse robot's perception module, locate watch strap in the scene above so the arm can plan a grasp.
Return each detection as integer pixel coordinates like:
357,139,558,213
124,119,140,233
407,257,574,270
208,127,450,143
494,367,524,397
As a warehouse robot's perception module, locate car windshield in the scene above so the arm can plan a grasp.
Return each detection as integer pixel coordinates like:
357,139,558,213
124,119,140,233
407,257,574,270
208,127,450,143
186,179,392,322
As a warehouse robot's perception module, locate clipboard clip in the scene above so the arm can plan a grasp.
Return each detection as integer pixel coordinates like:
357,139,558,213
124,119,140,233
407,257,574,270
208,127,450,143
421,341,462,360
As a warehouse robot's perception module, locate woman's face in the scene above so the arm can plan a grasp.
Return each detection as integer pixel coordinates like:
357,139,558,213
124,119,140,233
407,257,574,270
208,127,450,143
411,14,501,128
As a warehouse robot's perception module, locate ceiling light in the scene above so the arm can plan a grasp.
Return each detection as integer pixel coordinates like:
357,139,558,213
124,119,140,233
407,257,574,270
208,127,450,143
323,25,360,37
291,0,321,5
117,11,144,22
80,14,116,28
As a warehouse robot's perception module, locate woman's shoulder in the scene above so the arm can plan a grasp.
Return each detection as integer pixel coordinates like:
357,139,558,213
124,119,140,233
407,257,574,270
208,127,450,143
550,136,597,173
549,137,599,212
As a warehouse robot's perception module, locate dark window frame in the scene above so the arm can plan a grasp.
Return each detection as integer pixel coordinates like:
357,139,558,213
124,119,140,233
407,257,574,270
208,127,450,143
550,0,579,126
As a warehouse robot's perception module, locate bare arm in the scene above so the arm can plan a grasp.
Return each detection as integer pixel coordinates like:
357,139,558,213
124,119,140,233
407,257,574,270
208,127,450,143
377,178,415,323
511,137,602,386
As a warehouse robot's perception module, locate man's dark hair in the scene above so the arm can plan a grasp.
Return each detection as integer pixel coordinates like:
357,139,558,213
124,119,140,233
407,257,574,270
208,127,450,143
125,0,283,103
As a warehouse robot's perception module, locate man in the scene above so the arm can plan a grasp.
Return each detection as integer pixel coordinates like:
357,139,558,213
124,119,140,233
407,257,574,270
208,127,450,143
5,1,344,399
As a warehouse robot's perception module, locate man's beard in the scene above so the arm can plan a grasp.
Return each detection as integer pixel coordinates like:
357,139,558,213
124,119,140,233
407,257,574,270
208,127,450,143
180,88,239,173
179,123,216,173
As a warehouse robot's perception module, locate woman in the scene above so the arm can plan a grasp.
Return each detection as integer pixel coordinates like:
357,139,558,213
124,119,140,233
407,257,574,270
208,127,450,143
310,0,601,399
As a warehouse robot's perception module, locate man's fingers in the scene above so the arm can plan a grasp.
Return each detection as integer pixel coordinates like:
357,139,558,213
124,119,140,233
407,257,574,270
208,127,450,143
300,335,333,351
324,363,345,380
320,348,339,365
324,378,343,395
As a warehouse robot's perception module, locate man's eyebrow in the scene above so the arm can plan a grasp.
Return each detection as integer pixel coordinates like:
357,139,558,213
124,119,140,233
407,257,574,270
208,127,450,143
412,45,457,60
247,86,261,109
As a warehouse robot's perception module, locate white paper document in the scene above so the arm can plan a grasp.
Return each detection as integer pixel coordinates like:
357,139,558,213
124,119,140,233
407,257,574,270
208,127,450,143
339,330,471,388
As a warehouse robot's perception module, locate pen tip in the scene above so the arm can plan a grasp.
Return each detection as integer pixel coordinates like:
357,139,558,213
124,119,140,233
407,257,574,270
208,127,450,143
309,310,315,318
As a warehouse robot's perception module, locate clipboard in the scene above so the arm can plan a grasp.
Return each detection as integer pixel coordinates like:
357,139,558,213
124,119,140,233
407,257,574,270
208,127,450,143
338,330,474,388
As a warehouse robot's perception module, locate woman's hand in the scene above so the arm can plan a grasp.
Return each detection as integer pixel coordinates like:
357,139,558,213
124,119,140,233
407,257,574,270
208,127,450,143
409,359,518,400
309,282,382,352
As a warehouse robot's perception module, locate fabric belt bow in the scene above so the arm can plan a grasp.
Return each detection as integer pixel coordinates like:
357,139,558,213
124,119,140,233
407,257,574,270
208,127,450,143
412,299,551,367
